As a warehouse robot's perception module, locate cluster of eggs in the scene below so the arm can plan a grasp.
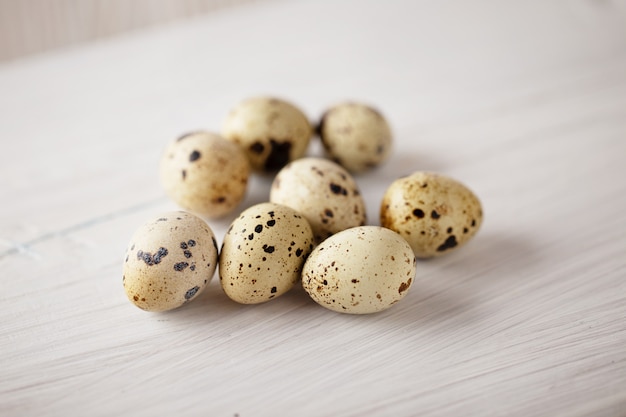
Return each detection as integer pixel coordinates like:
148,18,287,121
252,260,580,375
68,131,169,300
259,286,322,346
122,97,483,314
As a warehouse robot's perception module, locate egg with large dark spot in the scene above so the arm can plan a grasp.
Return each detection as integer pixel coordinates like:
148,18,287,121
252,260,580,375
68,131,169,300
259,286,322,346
380,172,483,258
219,203,314,304
122,211,218,312
221,97,312,172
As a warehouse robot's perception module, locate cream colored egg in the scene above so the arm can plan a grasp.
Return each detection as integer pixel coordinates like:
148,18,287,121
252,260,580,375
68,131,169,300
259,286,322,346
221,97,313,172
122,211,219,312
302,226,416,314
219,203,314,304
318,102,392,172
269,157,366,243
160,131,250,218
380,172,483,258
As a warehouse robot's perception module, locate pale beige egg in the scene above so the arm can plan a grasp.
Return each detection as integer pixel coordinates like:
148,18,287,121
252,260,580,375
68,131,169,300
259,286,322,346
302,226,416,314
318,102,392,172
221,97,312,172
160,131,250,218
219,203,314,304
270,157,366,243
380,172,483,258
123,211,218,312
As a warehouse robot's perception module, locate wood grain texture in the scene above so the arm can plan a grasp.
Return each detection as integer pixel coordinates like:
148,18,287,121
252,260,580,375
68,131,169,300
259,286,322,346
1,0,625,416
0,0,271,62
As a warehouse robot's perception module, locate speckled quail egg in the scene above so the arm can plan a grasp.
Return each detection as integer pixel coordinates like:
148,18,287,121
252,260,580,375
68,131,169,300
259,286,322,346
160,131,250,218
380,171,483,258
219,202,314,304
123,211,219,312
221,97,313,172
269,157,366,243
302,226,416,314
317,102,392,172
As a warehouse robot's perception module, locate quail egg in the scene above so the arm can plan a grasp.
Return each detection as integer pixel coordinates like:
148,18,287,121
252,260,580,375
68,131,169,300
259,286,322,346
123,211,219,312
318,102,392,172
302,226,416,314
380,171,483,258
222,97,312,172
270,157,366,243
219,202,314,304
160,131,250,218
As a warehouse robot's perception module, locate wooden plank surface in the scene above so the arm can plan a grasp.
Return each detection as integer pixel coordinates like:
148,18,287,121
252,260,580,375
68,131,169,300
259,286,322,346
0,0,268,62
1,0,625,416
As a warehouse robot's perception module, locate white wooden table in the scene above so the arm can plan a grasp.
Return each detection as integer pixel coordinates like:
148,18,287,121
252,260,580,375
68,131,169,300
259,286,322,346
1,1,625,416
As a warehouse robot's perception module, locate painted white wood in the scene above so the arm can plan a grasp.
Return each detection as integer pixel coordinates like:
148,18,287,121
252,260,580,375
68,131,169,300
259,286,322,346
1,0,625,416
0,0,268,62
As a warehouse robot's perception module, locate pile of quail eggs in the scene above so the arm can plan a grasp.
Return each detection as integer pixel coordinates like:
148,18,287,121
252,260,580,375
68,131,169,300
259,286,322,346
122,98,483,314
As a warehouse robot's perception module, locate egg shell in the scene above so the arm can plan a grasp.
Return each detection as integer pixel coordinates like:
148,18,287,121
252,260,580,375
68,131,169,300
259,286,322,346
269,157,367,243
302,226,416,314
318,102,392,172
159,131,250,218
219,202,314,304
380,171,483,258
122,211,219,312
221,97,312,172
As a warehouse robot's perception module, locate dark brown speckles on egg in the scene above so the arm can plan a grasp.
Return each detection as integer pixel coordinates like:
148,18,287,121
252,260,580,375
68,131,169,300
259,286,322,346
174,262,189,271
264,139,292,171
250,142,265,154
330,183,348,196
255,224,263,233
398,278,412,294
153,247,168,264
189,150,201,162
184,286,200,300
311,166,325,176
137,247,169,266
431,210,440,219
413,209,425,218
436,235,458,252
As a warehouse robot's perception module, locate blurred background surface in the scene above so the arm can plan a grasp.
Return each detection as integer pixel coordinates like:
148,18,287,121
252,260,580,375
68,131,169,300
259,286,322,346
0,0,271,62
